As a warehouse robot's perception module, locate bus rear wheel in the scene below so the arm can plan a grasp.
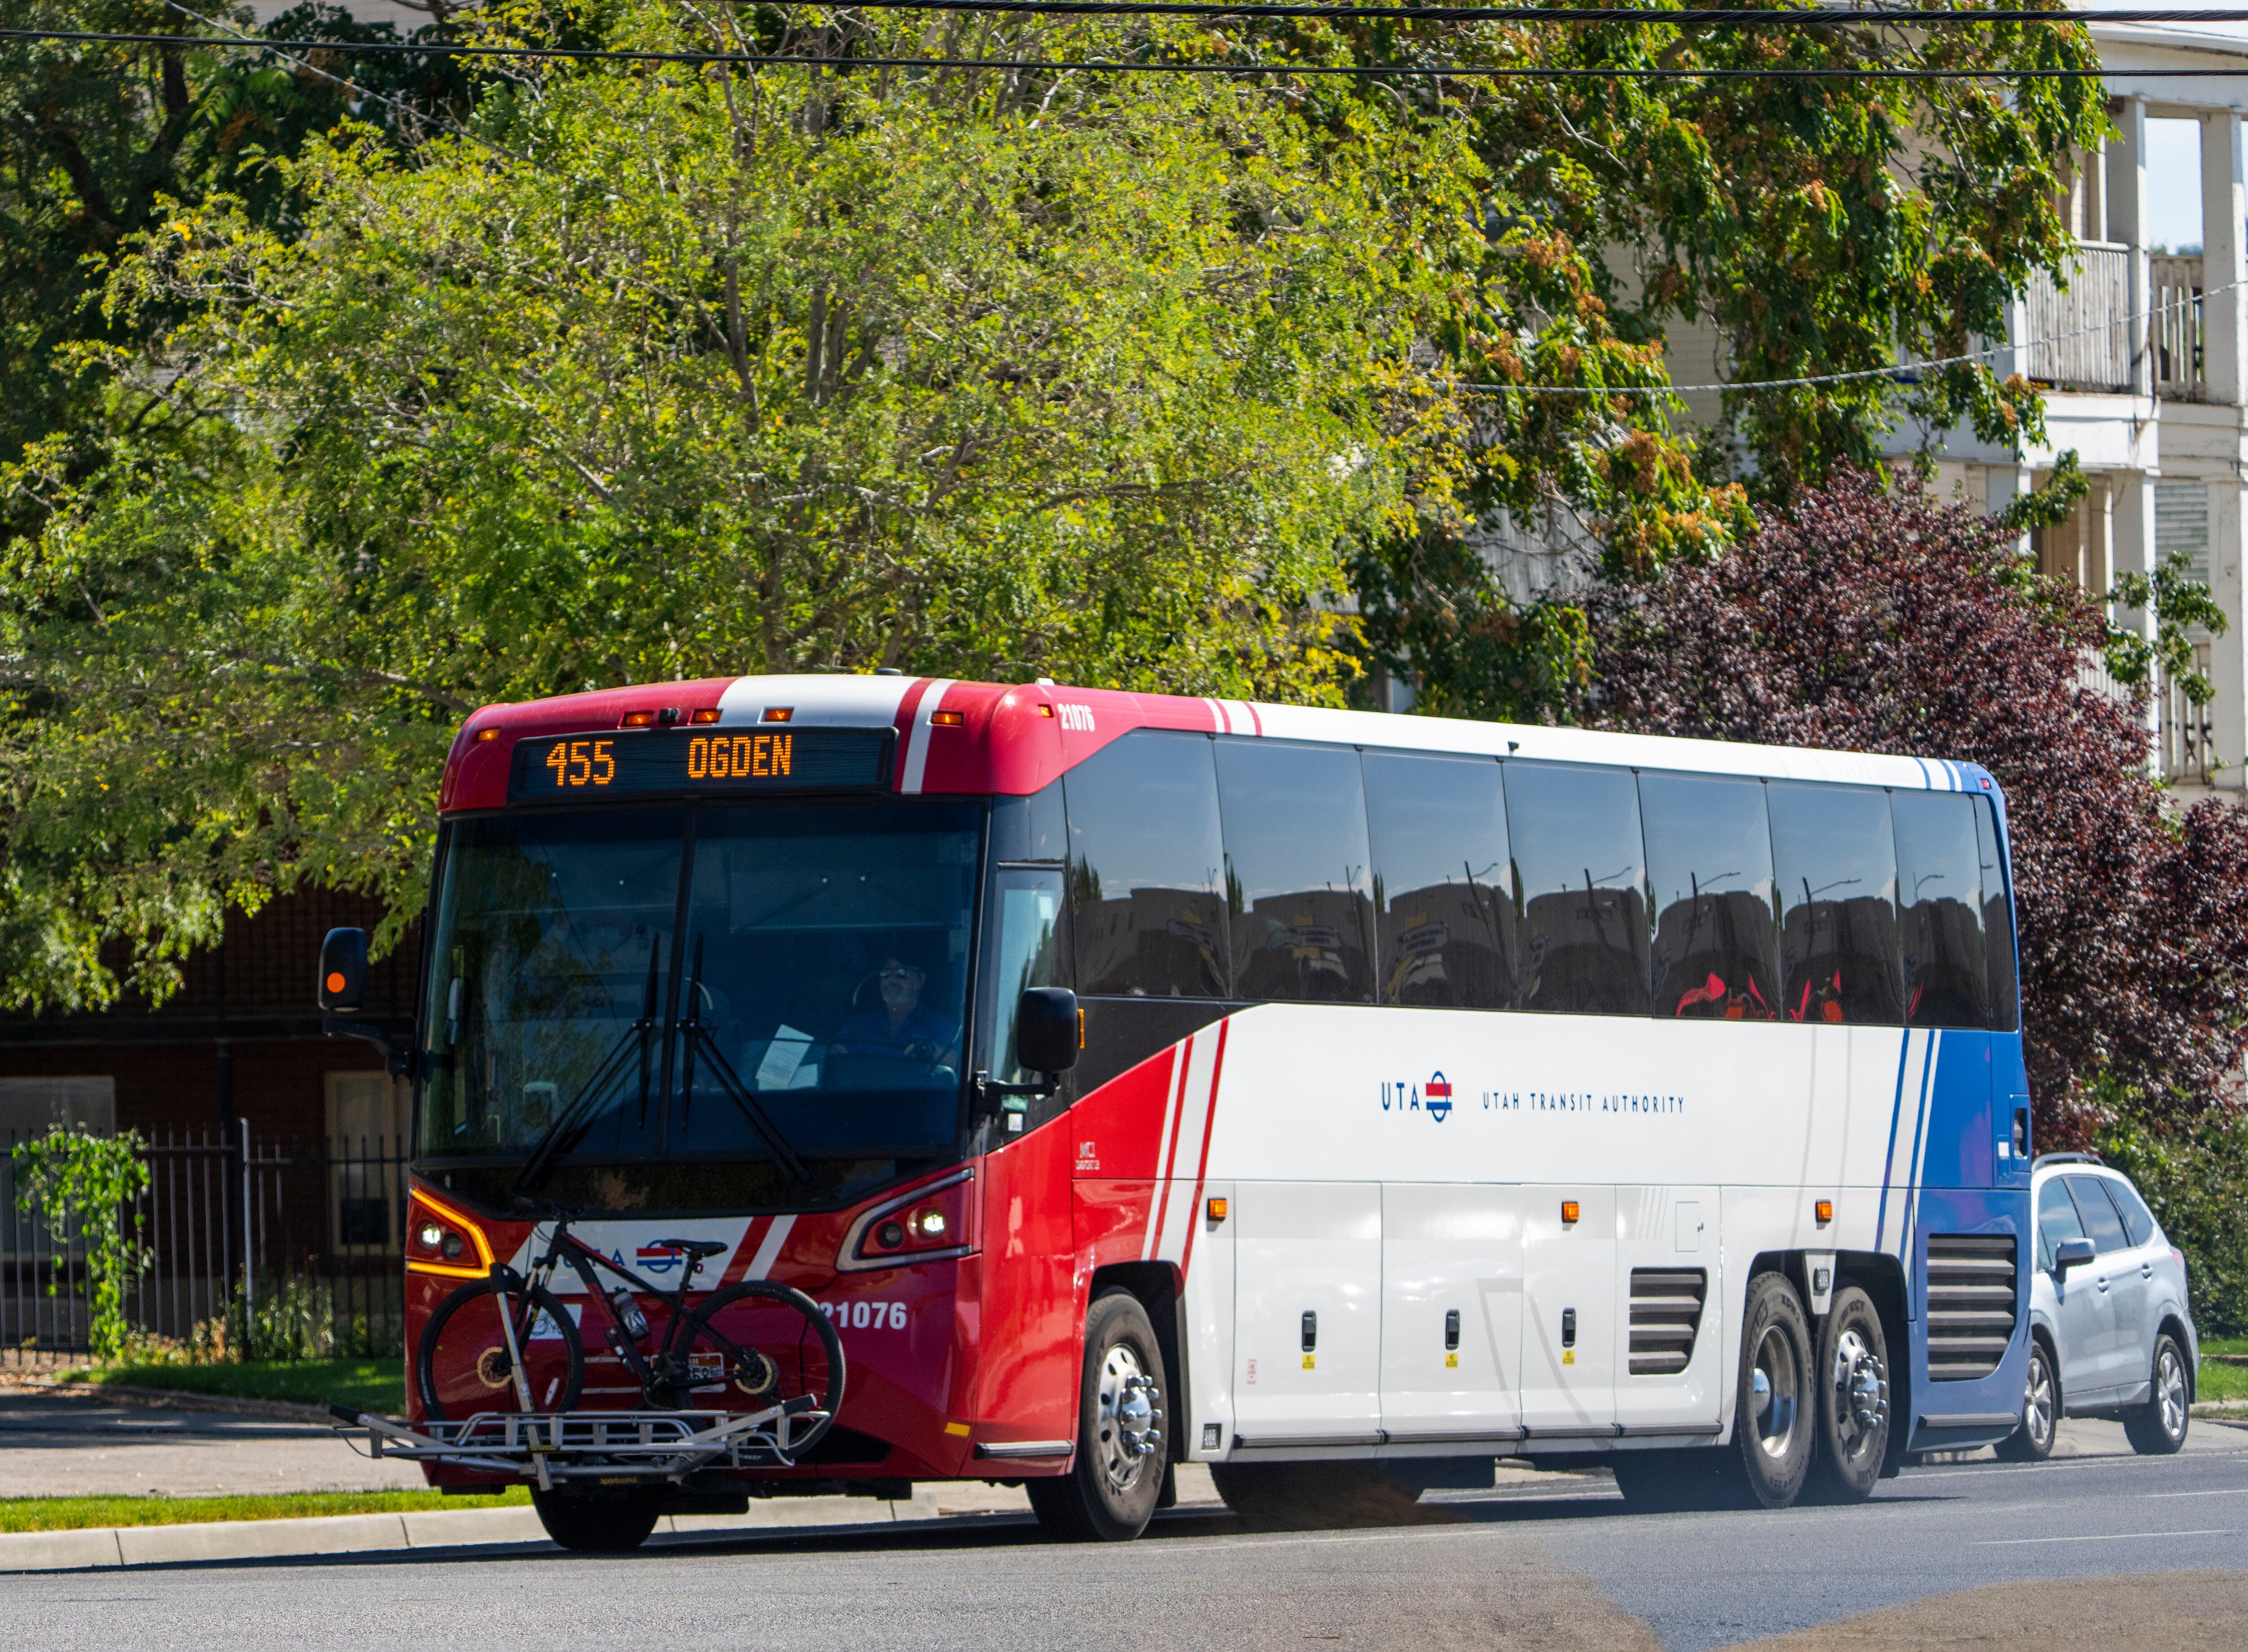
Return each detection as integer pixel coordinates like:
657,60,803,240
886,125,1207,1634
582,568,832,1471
1025,1289,1169,1541
1803,1283,1890,1503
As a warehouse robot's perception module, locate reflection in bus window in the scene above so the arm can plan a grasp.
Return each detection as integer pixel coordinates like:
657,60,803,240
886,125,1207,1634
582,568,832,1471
1064,732,1230,998
1640,773,1780,1021
1505,762,1651,1016
1363,751,1515,1009
1974,796,2021,1032
1768,783,1904,1025
1215,741,1374,1003
1892,791,1992,1029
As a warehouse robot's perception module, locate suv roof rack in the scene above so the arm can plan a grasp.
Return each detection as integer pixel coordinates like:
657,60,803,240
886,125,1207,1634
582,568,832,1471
2032,1152,2104,1170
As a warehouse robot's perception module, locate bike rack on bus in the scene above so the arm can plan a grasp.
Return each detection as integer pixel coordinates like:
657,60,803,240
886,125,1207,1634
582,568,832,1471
327,1397,829,1492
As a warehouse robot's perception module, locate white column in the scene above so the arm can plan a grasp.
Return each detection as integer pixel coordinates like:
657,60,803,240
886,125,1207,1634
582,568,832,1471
2201,112,2247,406
2109,475,2163,768
2110,98,2152,397
2210,480,2248,790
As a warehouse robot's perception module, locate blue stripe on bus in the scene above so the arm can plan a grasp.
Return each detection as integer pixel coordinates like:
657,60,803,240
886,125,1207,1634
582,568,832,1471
1901,1030,1939,1264
1876,1027,1913,1251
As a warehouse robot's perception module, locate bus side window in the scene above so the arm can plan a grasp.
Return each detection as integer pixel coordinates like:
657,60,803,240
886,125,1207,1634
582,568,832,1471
1892,791,1992,1030
1504,761,1651,1017
1768,783,1905,1026
990,780,1066,864
1062,731,1230,998
1639,772,1781,1021
1213,741,1376,1004
981,869,1070,1130
1974,796,2021,1033
1363,750,1515,1009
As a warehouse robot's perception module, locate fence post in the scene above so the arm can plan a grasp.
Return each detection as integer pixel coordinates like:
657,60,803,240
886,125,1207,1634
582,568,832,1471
240,1118,254,1362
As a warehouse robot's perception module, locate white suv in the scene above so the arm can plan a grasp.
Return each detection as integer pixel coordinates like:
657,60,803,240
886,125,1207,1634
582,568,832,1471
2003,1155,2197,1460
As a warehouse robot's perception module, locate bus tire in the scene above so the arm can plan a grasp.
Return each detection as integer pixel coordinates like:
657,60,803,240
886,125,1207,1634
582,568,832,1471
1024,1289,1169,1541
1208,1461,1425,1530
531,1487,662,1554
1733,1271,1815,1509
1802,1283,1889,1503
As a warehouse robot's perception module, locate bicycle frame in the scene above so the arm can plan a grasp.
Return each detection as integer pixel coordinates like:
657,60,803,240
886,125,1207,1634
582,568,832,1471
516,1223,713,1398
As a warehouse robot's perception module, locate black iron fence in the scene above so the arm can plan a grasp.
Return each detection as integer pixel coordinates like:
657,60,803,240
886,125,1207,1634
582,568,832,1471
3,1126,410,1365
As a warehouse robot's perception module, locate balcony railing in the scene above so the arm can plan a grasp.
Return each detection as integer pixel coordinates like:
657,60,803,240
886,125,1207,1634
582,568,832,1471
2026,243,2132,392
2151,254,2205,400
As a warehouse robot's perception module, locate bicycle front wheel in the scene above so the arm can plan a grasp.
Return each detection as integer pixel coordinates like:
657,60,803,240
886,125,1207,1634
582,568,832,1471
668,1281,844,1452
416,1277,585,1423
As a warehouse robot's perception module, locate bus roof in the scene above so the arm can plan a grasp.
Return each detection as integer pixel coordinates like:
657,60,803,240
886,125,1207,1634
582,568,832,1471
438,672,2000,814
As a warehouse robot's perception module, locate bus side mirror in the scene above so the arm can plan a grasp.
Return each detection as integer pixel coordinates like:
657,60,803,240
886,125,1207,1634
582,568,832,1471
319,928,370,1012
1016,988,1080,1076
2053,1236,2096,1274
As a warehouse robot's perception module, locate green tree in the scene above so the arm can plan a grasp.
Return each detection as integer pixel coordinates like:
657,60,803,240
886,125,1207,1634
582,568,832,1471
11,1125,151,1362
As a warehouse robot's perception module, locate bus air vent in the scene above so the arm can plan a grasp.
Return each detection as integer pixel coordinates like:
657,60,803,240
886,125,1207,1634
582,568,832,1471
1628,1269,1707,1376
1926,1234,2018,1382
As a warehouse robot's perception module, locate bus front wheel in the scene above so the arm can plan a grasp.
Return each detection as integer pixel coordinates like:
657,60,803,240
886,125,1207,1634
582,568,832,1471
1025,1289,1170,1541
531,1487,662,1554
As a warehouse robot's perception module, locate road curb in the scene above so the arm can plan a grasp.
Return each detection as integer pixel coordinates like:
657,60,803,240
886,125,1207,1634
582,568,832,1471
0,1489,940,1573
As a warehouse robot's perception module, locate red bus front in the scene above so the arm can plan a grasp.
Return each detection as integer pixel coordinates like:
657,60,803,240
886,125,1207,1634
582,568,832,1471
383,673,1176,1525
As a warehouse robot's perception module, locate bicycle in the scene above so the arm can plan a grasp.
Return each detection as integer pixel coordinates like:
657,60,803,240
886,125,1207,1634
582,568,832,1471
415,1209,844,1460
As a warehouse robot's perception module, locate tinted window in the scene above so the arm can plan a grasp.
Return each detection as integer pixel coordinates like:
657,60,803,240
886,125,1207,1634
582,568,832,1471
1507,762,1650,1016
1892,791,1991,1030
1364,752,1516,1009
1975,797,2021,1032
1215,741,1374,1003
2066,1175,2132,1255
990,780,1067,863
2037,1175,2086,1272
2104,1177,2160,1248
1065,732,1229,997
1768,783,1905,1025
1641,773,1781,1020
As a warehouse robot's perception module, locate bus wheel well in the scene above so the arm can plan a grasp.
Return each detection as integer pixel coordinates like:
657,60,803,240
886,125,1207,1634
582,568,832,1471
1088,1263,1186,1461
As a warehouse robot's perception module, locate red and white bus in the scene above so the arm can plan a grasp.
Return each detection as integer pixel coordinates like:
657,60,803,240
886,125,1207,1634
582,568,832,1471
323,671,2033,1547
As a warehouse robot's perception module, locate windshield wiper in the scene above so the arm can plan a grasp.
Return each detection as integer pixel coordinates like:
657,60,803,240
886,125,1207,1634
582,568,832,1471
677,935,811,1186
512,952,663,1197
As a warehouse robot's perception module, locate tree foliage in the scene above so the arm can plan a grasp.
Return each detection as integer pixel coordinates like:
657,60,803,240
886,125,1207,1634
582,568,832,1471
1578,470,2248,1135
11,1125,151,1362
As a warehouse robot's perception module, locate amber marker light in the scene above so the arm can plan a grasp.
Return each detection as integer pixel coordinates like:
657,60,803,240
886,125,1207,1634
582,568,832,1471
325,972,347,995
762,706,794,723
930,710,965,727
1036,703,1056,719
1206,1197,1228,1223
1561,1200,1580,1226
620,710,656,728
473,727,499,743
689,708,722,724
1816,1200,1834,1226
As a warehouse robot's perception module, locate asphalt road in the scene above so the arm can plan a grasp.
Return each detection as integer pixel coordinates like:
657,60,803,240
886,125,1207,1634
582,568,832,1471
5,1419,2247,1650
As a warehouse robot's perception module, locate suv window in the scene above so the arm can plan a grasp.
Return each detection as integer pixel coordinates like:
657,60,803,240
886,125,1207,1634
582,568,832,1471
2065,1175,2132,1255
2037,1176,2087,1272
2103,1177,2160,1248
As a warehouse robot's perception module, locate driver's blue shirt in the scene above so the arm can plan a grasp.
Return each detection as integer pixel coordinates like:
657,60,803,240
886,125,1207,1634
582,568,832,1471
833,1004,960,1061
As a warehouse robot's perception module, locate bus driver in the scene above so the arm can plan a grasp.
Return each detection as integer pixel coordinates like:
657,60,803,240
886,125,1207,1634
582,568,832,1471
831,954,961,1071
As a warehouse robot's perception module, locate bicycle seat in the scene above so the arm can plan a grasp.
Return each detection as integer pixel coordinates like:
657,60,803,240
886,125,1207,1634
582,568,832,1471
655,1238,729,1261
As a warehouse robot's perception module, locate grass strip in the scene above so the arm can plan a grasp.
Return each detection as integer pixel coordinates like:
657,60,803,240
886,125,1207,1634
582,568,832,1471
0,1487,528,1534
2199,1355,2248,1404
58,1359,404,1414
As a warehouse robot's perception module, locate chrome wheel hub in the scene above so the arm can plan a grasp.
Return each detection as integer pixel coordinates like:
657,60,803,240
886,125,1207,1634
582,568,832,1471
1830,1329,1888,1451
2157,1346,2187,1438
1753,1325,1801,1460
1094,1344,1163,1494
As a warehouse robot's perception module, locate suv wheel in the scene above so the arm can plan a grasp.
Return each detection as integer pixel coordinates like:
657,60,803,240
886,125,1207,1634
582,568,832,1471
2123,1332,2191,1456
1997,1337,2059,1462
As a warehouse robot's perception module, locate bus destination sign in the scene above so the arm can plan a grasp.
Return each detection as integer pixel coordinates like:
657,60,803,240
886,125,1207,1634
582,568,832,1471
506,727,892,802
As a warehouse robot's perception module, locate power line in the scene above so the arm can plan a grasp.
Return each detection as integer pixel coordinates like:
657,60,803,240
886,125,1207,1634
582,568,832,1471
0,26,2154,75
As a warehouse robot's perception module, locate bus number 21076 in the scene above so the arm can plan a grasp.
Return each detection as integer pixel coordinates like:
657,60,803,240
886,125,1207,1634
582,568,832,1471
821,1300,907,1331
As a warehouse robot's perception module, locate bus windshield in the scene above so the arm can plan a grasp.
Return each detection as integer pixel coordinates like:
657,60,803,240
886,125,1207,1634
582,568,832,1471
416,798,981,1208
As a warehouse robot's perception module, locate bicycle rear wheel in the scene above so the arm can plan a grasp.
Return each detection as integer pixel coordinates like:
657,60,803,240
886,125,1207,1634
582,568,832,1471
417,1276,585,1422
667,1281,844,1453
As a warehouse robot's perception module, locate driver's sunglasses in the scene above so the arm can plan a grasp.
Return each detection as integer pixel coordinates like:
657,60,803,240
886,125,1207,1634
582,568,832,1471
878,967,915,981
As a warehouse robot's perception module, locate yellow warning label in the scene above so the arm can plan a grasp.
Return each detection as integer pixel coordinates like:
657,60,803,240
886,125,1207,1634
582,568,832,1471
1302,1354,1316,1370
1562,1349,1575,1366
1445,1353,1459,1369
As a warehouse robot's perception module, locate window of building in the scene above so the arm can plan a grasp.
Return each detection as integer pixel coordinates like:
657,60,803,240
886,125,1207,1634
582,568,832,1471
1505,762,1650,1016
1892,790,1993,1030
1064,731,1230,998
1363,751,1515,1009
326,1072,409,1253
0,1078,116,1259
1768,783,1905,1025
1214,741,1375,1003
1640,772,1781,1021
